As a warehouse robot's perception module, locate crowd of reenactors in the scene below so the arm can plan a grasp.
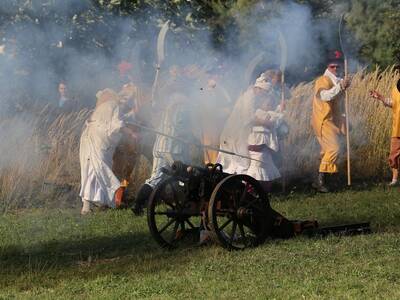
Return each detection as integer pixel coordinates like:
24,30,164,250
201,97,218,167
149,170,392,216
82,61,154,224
78,49,400,216
3,39,399,217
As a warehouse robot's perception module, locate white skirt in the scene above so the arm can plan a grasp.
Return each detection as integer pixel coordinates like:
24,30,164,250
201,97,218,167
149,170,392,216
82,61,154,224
246,150,281,181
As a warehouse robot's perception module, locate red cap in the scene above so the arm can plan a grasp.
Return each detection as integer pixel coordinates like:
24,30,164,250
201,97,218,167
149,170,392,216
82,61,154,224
118,60,133,77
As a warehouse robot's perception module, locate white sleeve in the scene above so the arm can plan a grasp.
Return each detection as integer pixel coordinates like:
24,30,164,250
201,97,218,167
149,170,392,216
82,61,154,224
109,106,124,135
320,83,342,101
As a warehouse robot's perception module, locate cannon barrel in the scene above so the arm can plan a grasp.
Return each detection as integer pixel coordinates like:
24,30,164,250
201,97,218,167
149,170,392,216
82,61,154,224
169,161,223,178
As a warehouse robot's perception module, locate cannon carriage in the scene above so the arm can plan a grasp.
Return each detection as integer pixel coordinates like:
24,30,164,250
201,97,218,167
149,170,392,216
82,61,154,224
147,161,318,250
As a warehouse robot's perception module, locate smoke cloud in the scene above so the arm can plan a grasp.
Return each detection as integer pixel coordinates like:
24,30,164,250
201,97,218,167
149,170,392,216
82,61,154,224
0,0,358,209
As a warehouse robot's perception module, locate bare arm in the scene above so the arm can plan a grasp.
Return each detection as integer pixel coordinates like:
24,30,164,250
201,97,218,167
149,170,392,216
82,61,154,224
369,90,392,107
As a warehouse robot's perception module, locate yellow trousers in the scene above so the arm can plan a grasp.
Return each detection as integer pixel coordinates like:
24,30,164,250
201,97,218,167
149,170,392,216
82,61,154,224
316,122,341,173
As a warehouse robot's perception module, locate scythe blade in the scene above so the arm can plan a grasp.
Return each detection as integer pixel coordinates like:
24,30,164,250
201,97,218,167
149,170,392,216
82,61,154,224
157,20,170,65
244,52,265,87
151,20,170,104
278,30,287,74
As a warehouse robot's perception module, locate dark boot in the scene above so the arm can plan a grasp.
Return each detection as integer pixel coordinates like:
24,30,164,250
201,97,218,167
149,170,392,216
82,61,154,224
312,172,329,193
132,184,153,216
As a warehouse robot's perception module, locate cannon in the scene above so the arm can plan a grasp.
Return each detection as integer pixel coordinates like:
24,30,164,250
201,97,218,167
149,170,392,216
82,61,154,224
146,161,370,250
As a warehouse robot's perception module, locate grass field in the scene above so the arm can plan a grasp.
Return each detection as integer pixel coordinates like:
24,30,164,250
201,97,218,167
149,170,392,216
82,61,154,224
1,186,400,299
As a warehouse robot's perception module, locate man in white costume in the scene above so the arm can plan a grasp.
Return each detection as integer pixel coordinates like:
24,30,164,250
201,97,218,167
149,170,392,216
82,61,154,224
218,73,279,176
246,75,284,192
133,91,193,215
79,88,137,215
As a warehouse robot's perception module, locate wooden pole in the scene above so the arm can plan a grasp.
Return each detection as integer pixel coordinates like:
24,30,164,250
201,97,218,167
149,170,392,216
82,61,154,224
150,65,160,105
344,57,351,185
281,71,287,192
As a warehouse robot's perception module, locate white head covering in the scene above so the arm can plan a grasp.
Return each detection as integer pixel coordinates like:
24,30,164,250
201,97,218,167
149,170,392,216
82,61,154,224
95,88,119,107
254,73,272,90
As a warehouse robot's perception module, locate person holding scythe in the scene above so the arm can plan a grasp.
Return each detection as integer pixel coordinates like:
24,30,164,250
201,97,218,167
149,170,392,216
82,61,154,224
246,73,284,193
262,69,291,168
132,83,195,215
217,73,283,193
311,50,351,192
369,78,400,186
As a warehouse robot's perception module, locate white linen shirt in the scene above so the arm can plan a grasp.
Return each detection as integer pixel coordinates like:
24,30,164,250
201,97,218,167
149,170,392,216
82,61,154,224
79,100,126,207
319,69,343,101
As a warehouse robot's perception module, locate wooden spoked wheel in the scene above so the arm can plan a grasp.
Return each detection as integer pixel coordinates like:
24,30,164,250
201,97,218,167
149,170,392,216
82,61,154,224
147,177,199,249
208,174,270,250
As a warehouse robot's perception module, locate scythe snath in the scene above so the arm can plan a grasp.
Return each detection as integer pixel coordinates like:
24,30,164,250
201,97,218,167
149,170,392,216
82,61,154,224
339,13,352,186
278,30,288,192
278,30,287,112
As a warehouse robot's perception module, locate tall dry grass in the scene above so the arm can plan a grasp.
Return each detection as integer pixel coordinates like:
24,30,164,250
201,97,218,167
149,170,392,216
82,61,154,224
0,104,152,212
0,106,92,212
0,68,398,211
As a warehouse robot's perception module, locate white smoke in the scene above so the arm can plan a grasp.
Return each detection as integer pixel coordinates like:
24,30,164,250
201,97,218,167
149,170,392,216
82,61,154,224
0,0,354,209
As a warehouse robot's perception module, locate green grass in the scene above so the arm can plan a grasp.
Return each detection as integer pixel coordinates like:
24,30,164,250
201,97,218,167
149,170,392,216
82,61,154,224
1,186,400,299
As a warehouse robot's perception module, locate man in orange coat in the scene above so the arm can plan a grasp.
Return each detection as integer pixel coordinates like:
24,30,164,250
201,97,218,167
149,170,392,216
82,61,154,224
369,79,400,186
311,51,351,192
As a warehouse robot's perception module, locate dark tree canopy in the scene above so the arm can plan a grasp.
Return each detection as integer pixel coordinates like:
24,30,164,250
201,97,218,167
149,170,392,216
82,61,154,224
0,0,399,93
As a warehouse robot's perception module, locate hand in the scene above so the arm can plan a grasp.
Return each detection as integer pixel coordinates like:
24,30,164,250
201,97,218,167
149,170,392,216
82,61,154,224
279,102,286,112
340,115,347,135
340,77,351,90
369,90,384,102
207,79,217,89
340,118,352,135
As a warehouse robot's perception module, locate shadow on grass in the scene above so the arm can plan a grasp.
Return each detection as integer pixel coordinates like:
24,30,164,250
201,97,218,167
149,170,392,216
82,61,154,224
0,231,207,281
0,232,145,264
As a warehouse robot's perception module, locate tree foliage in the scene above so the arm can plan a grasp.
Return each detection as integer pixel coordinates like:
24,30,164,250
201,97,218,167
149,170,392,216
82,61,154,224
346,0,400,67
0,0,400,84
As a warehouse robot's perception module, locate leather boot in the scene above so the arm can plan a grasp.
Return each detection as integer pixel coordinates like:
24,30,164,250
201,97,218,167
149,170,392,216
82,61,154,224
132,184,153,216
312,172,329,193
